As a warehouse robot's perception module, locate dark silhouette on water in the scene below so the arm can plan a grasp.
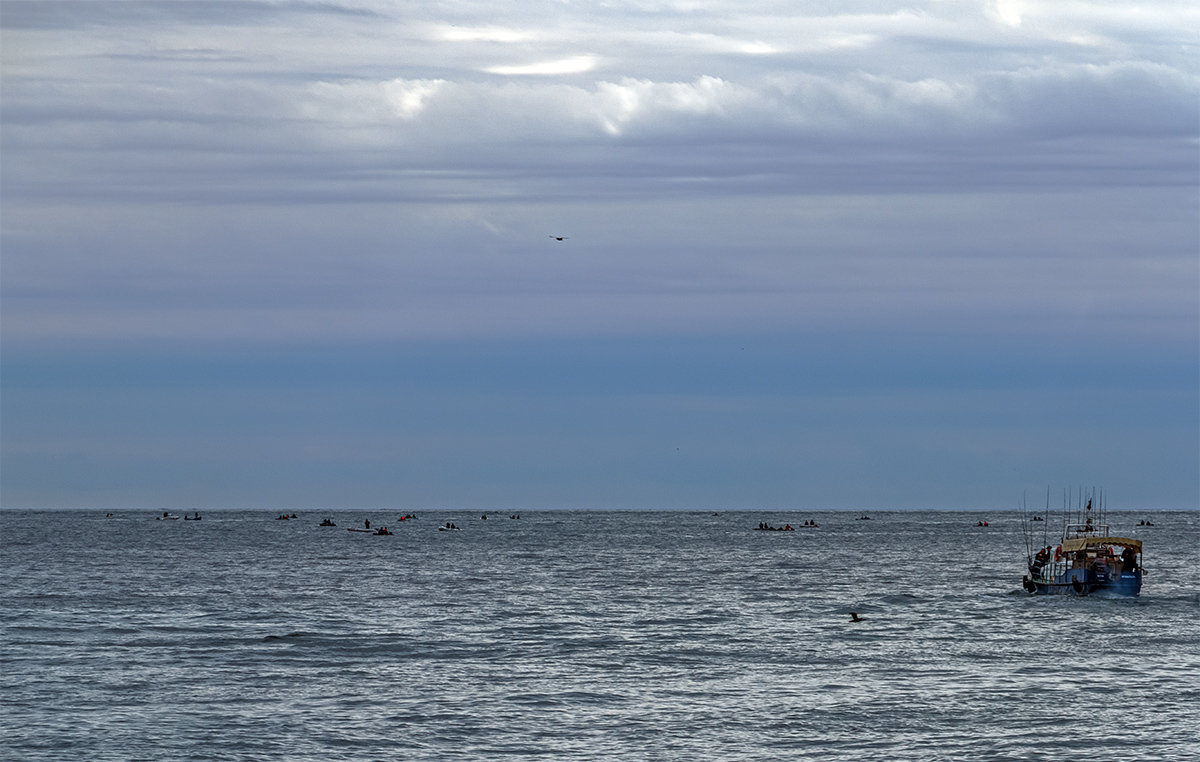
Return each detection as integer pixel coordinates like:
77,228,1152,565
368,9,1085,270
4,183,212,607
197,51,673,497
849,612,864,623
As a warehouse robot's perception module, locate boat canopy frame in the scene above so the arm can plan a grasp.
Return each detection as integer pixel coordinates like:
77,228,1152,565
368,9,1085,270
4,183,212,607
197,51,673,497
1059,536,1142,553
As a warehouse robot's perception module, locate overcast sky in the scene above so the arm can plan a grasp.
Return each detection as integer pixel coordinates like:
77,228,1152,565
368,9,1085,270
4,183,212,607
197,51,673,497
2,0,1197,510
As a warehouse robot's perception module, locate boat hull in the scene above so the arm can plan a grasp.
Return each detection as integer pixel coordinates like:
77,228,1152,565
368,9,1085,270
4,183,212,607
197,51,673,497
1025,569,1141,597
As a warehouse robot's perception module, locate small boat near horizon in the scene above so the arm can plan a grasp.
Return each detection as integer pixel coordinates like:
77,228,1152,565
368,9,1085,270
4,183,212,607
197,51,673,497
1020,489,1142,597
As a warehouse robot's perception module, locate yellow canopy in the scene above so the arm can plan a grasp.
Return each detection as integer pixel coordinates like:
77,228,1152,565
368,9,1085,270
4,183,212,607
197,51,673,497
1060,536,1142,553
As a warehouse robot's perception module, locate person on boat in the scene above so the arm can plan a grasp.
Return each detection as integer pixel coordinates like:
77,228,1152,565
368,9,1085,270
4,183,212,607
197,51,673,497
364,518,371,529
1121,547,1138,573
1030,553,1045,578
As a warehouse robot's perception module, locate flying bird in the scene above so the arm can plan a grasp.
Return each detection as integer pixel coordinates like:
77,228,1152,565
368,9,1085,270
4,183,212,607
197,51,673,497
549,235,569,241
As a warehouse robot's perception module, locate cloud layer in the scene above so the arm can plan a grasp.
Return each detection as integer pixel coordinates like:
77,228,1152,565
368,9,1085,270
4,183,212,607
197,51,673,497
2,0,1196,508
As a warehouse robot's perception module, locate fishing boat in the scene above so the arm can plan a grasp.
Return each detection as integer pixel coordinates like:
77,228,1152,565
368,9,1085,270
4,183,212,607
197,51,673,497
1020,489,1142,597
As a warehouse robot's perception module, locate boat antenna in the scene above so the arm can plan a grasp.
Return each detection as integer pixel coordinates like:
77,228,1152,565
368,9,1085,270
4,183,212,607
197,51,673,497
1042,487,1049,548
1061,487,1069,540
1020,491,1031,561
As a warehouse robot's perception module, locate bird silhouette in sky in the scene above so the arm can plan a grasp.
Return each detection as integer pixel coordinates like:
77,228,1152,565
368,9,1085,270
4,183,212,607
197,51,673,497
549,235,569,241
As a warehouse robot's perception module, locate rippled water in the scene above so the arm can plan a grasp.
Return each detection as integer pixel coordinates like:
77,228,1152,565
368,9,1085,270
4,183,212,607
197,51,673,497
2,509,1197,761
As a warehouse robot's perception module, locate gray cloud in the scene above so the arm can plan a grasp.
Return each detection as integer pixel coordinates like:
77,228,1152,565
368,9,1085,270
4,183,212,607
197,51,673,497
3,0,1194,213
1,0,1196,508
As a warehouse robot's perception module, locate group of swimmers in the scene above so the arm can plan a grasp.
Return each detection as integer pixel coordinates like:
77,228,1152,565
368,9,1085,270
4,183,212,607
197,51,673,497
755,519,820,530
310,514,526,532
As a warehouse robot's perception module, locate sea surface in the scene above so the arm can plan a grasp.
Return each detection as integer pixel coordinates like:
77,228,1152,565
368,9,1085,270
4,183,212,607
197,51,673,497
2,509,1197,761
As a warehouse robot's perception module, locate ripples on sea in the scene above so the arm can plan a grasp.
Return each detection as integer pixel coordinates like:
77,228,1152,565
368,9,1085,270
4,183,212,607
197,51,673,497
2,509,1197,761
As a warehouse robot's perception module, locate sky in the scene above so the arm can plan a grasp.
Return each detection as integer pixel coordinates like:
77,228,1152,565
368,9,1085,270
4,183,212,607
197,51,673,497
1,0,1197,511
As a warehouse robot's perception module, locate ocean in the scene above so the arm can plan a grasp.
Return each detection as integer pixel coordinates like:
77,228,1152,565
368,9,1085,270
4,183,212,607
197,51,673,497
1,509,1197,761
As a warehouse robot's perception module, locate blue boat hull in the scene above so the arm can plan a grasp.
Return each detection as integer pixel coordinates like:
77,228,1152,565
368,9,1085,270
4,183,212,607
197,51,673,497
1026,569,1141,597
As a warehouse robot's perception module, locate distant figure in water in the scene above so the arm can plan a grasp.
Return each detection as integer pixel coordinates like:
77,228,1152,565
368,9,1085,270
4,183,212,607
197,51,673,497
849,612,864,623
